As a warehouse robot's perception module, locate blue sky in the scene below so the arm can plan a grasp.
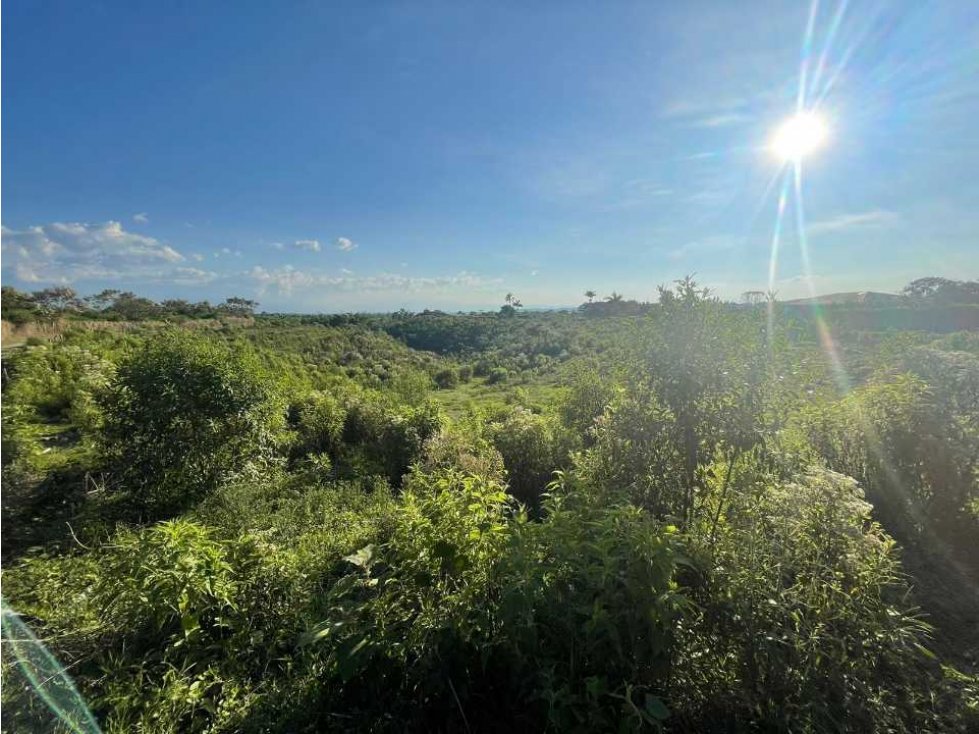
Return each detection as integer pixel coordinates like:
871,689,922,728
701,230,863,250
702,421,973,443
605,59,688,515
3,0,977,311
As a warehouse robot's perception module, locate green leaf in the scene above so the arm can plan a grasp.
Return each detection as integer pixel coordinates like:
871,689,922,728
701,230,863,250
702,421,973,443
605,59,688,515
344,544,376,570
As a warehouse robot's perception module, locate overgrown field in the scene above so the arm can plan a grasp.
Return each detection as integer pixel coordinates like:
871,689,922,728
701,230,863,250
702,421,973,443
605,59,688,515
2,281,978,732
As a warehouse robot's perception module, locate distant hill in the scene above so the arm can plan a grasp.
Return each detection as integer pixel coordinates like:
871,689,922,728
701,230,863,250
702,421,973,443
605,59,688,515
783,291,902,306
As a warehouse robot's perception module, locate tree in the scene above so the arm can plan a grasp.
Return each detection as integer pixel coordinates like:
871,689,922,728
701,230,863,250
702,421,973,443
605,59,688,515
1,287,40,323
32,287,81,313
902,277,979,305
109,292,161,320
221,297,259,316
641,276,769,522
84,289,122,312
606,292,624,303
500,293,523,317
585,290,597,303
741,290,766,306
160,299,194,316
100,332,284,513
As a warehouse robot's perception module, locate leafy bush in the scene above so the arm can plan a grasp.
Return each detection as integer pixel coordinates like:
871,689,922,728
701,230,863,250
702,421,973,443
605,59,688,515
490,407,576,509
286,391,346,464
787,374,979,544
339,399,444,485
671,466,971,731
486,366,509,384
99,332,284,514
3,344,114,449
304,468,684,731
433,367,460,389
558,365,617,440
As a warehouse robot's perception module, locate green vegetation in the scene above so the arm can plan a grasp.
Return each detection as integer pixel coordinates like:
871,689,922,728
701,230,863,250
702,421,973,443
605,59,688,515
2,278,978,732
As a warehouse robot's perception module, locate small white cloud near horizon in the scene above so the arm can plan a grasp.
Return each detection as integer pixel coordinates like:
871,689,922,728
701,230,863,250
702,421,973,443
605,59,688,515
248,265,501,296
271,242,285,250
335,236,357,252
808,209,900,236
293,239,321,252
133,212,149,224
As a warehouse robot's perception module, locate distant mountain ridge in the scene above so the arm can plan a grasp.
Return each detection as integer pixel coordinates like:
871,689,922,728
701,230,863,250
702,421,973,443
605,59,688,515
783,291,902,306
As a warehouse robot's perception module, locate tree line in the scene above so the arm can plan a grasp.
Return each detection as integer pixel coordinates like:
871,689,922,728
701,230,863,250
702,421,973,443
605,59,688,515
1,286,258,324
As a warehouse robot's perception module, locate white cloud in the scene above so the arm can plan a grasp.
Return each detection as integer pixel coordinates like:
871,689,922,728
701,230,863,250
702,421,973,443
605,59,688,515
1,220,185,283
172,267,219,285
692,112,751,128
248,266,500,296
808,209,900,235
271,242,285,250
133,212,149,224
191,253,205,262
335,236,357,252
669,234,739,261
294,239,321,252
661,95,749,120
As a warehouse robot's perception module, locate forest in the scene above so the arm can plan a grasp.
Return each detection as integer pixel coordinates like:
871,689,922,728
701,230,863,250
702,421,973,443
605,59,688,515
1,277,978,733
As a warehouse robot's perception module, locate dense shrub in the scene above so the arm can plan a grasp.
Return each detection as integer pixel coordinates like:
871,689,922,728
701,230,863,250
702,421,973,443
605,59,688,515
486,366,509,384
433,366,460,389
302,468,685,732
490,407,576,509
99,332,284,514
339,399,443,485
671,467,965,731
286,391,346,464
3,304,977,733
788,374,979,544
558,365,617,440
2,345,114,461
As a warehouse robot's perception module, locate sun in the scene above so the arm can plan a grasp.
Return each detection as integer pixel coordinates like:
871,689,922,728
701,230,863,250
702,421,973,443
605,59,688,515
771,112,828,162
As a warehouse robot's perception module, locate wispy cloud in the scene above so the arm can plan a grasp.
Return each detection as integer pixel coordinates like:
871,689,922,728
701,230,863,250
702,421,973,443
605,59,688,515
668,234,739,261
661,94,750,121
294,239,321,252
133,212,149,224
1,220,185,283
172,267,219,285
335,236,357,252
808,209,900,235
249,266,500,295
692,112,751,128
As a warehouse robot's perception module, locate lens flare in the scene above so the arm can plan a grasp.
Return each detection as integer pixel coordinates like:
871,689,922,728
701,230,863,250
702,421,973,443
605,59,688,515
771,112,828,162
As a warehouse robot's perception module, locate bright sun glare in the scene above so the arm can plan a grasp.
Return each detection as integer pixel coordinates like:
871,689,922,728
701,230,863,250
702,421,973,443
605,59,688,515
771,112,828,162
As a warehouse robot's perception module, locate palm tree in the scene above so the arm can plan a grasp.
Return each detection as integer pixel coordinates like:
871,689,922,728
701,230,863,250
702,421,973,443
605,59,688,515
584,290,596,303
606,291,624,303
